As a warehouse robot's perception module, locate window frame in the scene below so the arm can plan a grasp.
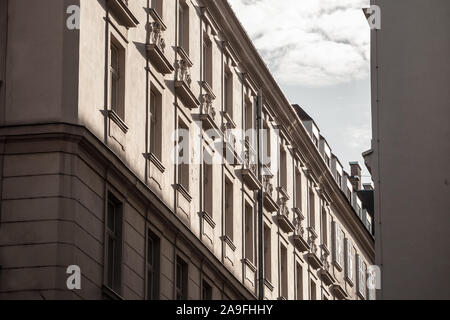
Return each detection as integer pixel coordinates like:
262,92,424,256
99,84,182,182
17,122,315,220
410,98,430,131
105,192,123,295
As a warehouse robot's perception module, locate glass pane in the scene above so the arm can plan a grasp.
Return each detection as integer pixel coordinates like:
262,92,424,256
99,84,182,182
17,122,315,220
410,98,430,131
107,237,115,288
107,202,115,232
148,237,153,266
147,270,153,300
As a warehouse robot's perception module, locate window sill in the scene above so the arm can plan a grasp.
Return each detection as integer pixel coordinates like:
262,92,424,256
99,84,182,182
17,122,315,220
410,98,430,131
264,279,274,292
345,276,354,287
333,261,343,272
102,285,124,300
108,109,129,134
107,0,139,28
202,81,216,99
241,258,257,272
175,184,192,203
148,8,167,30
277,186,289,200
221,235,236,252
222,111,237,129
202,211,216,229
147,153,165,173
177,46,193,67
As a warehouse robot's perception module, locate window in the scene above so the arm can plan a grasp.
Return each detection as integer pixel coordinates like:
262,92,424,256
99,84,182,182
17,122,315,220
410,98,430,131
263,224,272,282
310,280,316,300
295,170,302,210
224,68,233,118
151,0,163,18
224,178,234,241
280,148,287,190
178,0,189,53
345,239,354,283
324,153,330,167
147,230,160,300
177,120,190,191
149,87,162,159
336,173,342,188
202,281,212,300
109,40,125,119
321,208,328,247
357,255,366,298
244,203,254,263
176,257,188,300
203,152,213,216
309,188,315,229
312,135,319,148
245,98,253,133
262,120,271,165
203,38,212,86
296,263,303,300
105,193,123,293
333,222,343,268
280,244,288,299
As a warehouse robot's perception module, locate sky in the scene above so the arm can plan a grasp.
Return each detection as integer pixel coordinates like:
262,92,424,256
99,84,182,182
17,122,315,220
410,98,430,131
228,0,372,183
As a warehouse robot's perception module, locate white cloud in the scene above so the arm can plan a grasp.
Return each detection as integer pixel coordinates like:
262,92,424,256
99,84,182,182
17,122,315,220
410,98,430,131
228,0,370,87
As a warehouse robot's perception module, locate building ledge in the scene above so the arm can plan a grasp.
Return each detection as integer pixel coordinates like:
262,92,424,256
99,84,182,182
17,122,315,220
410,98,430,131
293,234,310,253
332,284,349,300
240,168,261,191
263,192,279,212
107,0,139,28
319,268,336,286
146,43,174,75
175,80,200,110
306,252,323,270
277,213,295,234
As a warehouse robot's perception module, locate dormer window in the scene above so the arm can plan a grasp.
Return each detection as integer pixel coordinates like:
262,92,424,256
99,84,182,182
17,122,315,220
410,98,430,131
312,135,319,148
336,173,342,188
324,153,331,167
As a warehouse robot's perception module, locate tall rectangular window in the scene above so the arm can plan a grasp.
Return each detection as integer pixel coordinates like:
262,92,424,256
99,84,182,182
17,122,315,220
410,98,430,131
244,203,254,263
333,222,343,268
147,230,160,300
262,120,271,165
263,224,271,282
310,280,316,300
109,40,125,119
280,148,287,190
296,263,303,300
309,188,315,229
106,193,123,293
203,38,212,86
178,1,189,53
224,69,233,118
321,208,328,247
295,170,302,210
202,281,212,300
176,257,188,300
149,87,162,159
203,152,213,216
357,255,366,298
177,120,189,191
245,99,253,132
345,239,354,283
224,178,234,241
280,244,288,299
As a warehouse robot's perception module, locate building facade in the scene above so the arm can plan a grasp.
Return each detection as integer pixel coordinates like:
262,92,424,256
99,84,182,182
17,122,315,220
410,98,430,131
364,0,450,300
0,0,374,300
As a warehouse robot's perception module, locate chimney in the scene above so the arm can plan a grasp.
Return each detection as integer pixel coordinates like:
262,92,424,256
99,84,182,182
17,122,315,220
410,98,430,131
349,162,362,191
